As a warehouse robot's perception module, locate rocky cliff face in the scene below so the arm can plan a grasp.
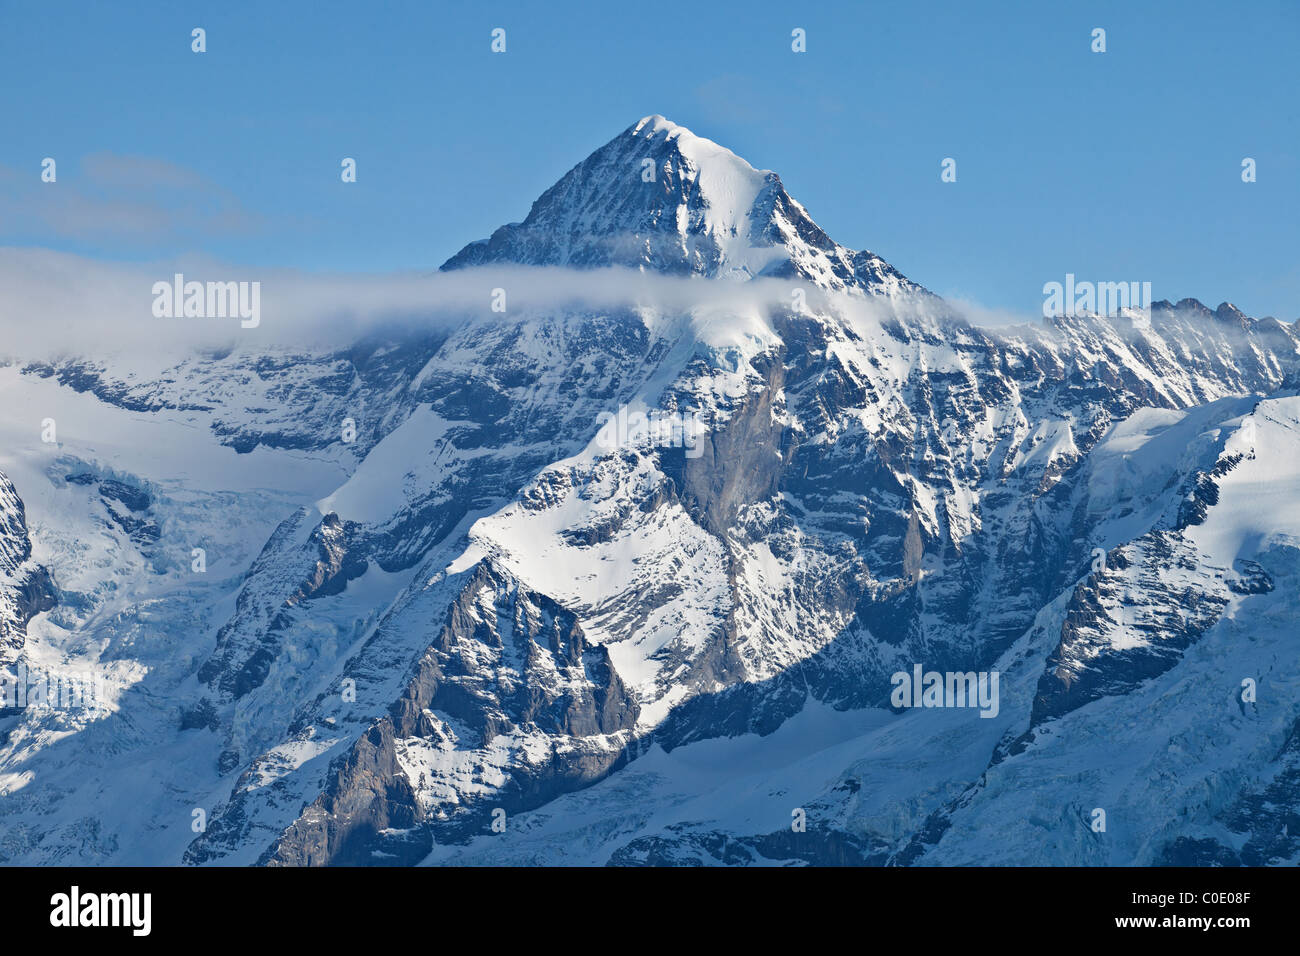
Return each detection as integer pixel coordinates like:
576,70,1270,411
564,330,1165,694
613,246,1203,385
0,472,55,667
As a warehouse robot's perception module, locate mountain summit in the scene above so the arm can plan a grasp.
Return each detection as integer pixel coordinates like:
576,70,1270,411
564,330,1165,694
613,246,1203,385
442,115,924,296
3,115,1298,870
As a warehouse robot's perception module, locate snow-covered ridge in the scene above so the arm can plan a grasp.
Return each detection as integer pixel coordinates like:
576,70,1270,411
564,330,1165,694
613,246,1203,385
442,115,926,297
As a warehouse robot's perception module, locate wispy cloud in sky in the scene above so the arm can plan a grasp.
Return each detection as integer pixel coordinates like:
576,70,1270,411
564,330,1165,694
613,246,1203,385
0,154,263,245
0,248,955,359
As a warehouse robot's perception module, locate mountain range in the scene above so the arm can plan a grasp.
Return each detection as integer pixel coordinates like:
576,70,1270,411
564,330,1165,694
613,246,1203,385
1,116,1297,866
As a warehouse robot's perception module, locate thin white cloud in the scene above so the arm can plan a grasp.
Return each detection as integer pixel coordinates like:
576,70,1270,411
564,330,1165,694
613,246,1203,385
0,248,943,360
940,295,1041,329
0,155,263,244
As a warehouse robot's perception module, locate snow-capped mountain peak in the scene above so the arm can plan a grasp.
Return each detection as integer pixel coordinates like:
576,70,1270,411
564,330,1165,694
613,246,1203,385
3,115,1298,870
442,116,925,296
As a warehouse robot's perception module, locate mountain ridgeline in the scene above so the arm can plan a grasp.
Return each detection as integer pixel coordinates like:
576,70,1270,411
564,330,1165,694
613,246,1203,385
2,117,1297,866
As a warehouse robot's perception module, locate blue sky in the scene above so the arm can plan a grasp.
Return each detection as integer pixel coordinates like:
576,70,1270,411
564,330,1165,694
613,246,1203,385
2,0,1296,319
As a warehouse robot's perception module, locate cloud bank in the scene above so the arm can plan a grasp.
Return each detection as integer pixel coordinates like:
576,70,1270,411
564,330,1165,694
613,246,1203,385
0,247,961,361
